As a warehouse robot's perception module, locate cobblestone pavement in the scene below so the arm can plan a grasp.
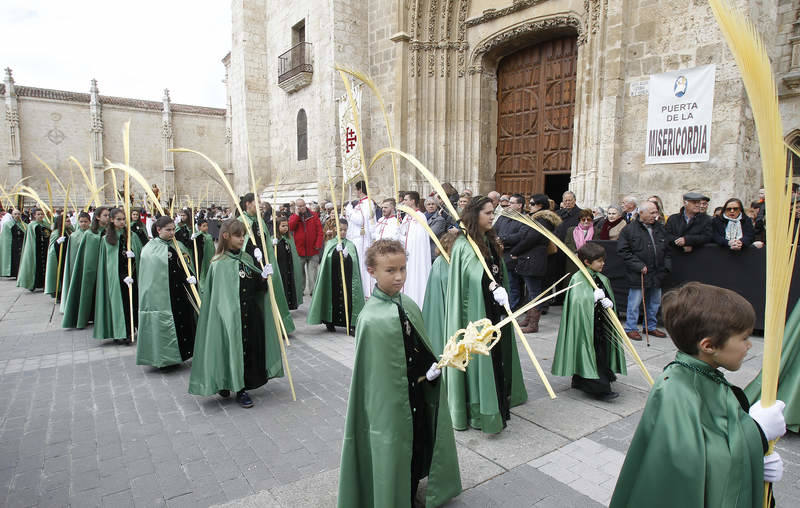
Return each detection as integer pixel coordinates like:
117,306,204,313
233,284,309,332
1,279,799,507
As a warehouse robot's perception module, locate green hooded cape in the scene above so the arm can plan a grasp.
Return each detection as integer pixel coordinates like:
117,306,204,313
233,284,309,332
745,300,800,431
59,227,86,313
239,213,295,334
337,287,462,508
17,220,50,290
61,229,103,328
276,232,304,308
610,352,765,508
196,229,215,287
307,238,364,325
188,251,284,395
136,238,196,367
93,229,143,340
552,269,627,378
44,225,74,297
422,254,450,357
0,220,25,277
443,235,527,434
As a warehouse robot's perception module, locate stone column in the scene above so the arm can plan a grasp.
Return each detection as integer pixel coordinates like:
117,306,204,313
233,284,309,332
4,68,23,185
161,89,176,199
89,79,106,201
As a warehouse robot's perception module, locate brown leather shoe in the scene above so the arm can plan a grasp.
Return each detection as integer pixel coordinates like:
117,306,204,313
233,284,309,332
517,310,530,327
626,330,642,341
647,329,667,338
521,308,541,333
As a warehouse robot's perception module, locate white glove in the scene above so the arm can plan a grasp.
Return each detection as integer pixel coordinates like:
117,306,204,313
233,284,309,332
260,263,273,279
186,275,197,285
125,250,135,259
272,238,279,246
426,363,441,382
749,400,787,441
764,452,784,483
254,248,263,262
190,231,200,240
335,243,344,252
492,286,509,307
56,236,66,245
600,297,613,309
123,276,133,287
593,288,605,302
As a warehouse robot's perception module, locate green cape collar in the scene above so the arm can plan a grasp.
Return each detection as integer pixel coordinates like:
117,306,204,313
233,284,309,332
668,351,729,386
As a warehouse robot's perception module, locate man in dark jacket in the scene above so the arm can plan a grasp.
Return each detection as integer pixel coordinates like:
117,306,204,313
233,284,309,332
494,194,528,310
664,192,712,253
288,198,323,296
617,202,671,340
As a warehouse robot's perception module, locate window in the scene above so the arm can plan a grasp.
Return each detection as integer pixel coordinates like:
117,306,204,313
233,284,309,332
789,136,800,177
292,20,305,46
297,109,308,161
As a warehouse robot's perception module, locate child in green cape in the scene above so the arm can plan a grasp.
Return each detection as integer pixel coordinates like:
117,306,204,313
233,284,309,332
93,207,142,344
193,218,215,286
136,216,197,368
442,196,527,434
273,216,303,310
552,242,626,400
16,208,50,291
421,230,459,357
44,213,74,300
130,208,149,246
610,282,787,507
61,207,109,329
0,208,25,278
59,211,91,313
338,239,461,508
307,218,364,333
188,219,284,408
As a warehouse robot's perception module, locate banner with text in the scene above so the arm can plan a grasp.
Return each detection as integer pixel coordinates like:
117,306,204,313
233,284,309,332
645,64,715,164
338,83,363,184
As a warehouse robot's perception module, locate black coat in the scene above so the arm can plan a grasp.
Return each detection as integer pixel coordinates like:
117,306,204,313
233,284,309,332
494,215,525,267
509,210,558,277
711,215,755,248
555,206,581,241
664,208,712,248
617,219,671,288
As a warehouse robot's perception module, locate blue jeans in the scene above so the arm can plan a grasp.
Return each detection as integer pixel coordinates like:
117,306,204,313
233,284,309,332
625,287,662,332
508,270,524,310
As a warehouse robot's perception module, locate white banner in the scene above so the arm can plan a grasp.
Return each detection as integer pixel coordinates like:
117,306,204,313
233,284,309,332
645,64,715,164
338,84,363,184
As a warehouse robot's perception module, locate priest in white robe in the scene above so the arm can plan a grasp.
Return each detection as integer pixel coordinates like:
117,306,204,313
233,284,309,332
400,191,432,307
344,180,376,298
372,198,402,242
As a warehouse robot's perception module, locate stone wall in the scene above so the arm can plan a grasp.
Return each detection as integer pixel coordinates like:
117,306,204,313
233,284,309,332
1,72,226,211
229,0,800,214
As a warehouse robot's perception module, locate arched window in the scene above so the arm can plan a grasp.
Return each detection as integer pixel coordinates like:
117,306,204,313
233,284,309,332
297,109,308,161
789,136,800,177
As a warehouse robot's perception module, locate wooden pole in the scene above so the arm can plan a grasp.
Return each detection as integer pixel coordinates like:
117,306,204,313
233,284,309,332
54,184,71,303
122,122,135,343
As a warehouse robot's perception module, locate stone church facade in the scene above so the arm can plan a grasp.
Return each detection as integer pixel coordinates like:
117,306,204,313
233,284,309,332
229,0,800,213
1,69,228,210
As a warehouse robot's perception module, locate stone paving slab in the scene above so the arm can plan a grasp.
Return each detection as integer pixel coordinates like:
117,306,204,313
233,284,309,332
1,279,800,507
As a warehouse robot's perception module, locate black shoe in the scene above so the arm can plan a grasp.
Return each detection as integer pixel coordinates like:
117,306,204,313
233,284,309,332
236,390,254,408
596,392,619,402
325,323,336,333
218,389,231,398
113,339,121,345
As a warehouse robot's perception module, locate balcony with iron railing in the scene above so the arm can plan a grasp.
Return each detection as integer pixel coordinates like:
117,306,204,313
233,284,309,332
278,42,313,93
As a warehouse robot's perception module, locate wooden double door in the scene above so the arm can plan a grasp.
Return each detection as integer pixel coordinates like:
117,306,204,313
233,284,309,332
495,37,577,197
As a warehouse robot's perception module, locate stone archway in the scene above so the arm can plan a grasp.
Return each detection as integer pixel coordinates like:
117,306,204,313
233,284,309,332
495,36,578,196
467,16,584,196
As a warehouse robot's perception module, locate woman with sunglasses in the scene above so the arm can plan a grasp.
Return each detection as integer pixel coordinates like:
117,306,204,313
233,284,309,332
712,198,762,250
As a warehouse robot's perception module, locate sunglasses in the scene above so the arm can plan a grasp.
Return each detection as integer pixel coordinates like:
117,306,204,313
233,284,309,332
725,207,741,212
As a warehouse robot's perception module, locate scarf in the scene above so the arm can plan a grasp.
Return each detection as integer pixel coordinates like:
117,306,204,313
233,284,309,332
724,214,743,242
572,223,594,250
598,217,623,240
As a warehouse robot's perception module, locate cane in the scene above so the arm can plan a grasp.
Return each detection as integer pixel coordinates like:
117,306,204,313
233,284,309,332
641,271,650,347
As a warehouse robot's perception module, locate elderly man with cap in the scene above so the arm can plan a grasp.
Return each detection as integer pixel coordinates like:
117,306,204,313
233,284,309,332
664,191,713,253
